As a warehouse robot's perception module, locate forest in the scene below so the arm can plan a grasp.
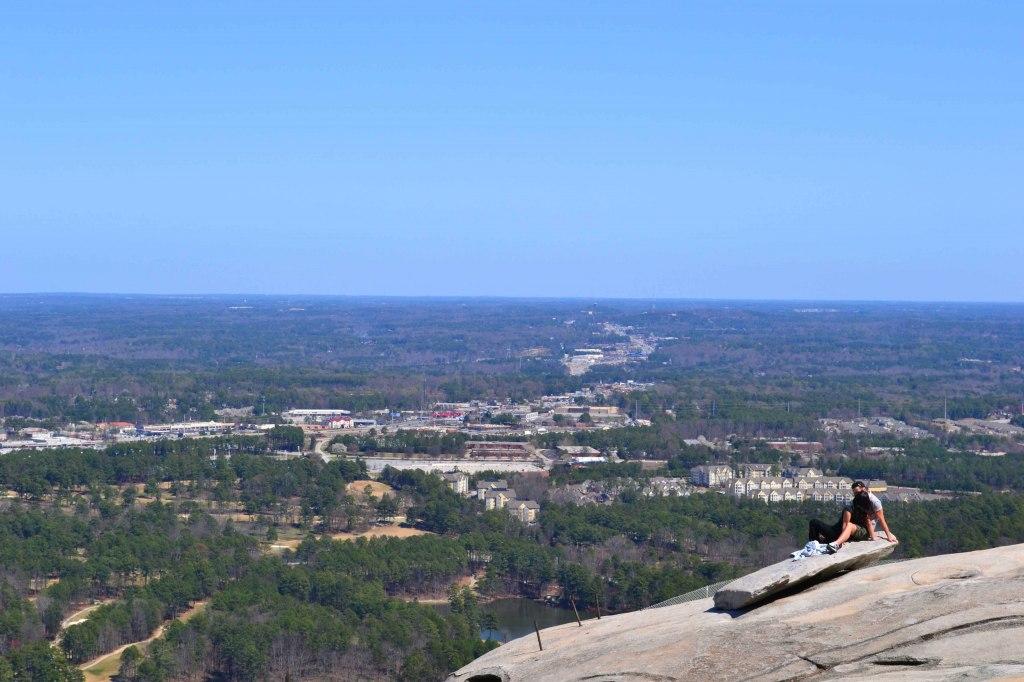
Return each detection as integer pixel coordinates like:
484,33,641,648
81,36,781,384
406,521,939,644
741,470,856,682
1,296,1024,679
2,436,1024,680
2,296,1023,435
828,440,1024,492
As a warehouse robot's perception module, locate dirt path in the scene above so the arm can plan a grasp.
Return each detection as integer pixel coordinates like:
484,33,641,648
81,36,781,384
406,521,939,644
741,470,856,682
313,435,330,457
52,599,118,646
60,601,112,632
79,600,209,682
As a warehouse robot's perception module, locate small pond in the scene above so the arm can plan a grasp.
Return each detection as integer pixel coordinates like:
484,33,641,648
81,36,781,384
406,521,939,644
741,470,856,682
476,598,584,643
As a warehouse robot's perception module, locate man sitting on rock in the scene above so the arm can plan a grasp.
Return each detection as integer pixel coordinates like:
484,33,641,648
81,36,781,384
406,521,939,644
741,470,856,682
808,481,898,552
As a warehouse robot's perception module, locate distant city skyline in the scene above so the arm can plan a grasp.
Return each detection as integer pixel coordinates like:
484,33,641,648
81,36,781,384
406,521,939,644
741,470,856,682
2,3,1022,302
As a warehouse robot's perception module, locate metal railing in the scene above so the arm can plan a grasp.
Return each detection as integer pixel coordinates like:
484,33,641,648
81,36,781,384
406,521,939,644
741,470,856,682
644,580,731,610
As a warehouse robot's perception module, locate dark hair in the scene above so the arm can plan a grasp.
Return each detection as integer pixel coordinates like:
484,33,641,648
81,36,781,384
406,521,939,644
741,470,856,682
851,480,866,489
852,491,874,514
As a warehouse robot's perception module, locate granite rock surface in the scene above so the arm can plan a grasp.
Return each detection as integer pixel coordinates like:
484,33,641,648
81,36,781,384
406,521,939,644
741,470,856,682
448,542,1024,681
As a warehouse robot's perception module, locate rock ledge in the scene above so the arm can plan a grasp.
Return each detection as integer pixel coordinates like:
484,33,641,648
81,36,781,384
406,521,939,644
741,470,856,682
713,538,895,609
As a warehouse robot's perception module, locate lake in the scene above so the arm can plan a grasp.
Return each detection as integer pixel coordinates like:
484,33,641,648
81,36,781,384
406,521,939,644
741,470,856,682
478,598,585,643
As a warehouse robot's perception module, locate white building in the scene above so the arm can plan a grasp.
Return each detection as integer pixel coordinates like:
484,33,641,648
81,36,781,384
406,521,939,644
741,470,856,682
481,488,516,510
477,480,516,510
282,409,352,425
643,477,691,497
144,421,231,436
442,471,470,495
731,476,853,503
784,467,823,479
510,499,541,524
551,405,625,423
737,463,775,479
556,445,602,458
690,464,734,487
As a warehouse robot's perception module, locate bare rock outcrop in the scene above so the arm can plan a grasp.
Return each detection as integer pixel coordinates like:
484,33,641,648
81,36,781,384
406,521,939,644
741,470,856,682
448,542,1024,681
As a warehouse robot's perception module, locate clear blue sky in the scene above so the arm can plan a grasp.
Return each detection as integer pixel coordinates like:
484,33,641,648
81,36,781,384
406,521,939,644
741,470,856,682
2,3,1021,301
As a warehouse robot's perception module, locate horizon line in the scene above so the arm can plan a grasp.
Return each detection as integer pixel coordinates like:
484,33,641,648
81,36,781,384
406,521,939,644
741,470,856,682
2,291,1023,306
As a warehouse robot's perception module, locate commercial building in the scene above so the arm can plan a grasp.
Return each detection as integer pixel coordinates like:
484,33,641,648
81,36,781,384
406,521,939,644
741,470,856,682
555,445,606,464
98,421,138,436
568,456,609,466
765,441,824,456
350,419,378,428
556,445,601,457
282,409,352,425
0,433,102,451
144,421,231,436
552,405,626,424
465,441,535,459
463,423,513,433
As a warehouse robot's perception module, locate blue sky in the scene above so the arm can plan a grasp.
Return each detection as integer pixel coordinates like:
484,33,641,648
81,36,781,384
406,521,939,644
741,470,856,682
2,2,1021,301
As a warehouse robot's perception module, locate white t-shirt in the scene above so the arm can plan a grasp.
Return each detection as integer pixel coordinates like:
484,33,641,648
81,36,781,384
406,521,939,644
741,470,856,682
844,492,883,530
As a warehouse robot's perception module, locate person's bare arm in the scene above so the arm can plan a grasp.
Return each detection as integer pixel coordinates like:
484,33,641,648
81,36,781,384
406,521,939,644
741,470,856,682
866,516,878,541
875,509,898,543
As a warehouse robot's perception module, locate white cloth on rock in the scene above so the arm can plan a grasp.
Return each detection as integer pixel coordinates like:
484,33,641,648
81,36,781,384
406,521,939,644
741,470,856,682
790,540,829,560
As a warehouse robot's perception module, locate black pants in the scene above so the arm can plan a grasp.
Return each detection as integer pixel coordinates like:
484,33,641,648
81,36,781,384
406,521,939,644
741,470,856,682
808,518,843,543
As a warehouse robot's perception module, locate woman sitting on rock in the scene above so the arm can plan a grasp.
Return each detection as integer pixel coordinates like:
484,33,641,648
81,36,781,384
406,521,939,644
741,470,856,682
808,484,898,553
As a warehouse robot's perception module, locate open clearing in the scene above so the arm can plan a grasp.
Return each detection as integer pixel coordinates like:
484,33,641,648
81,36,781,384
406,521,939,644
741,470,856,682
345,480,394,499
329,524,430,541
264,517,432,553
268,537,304,552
